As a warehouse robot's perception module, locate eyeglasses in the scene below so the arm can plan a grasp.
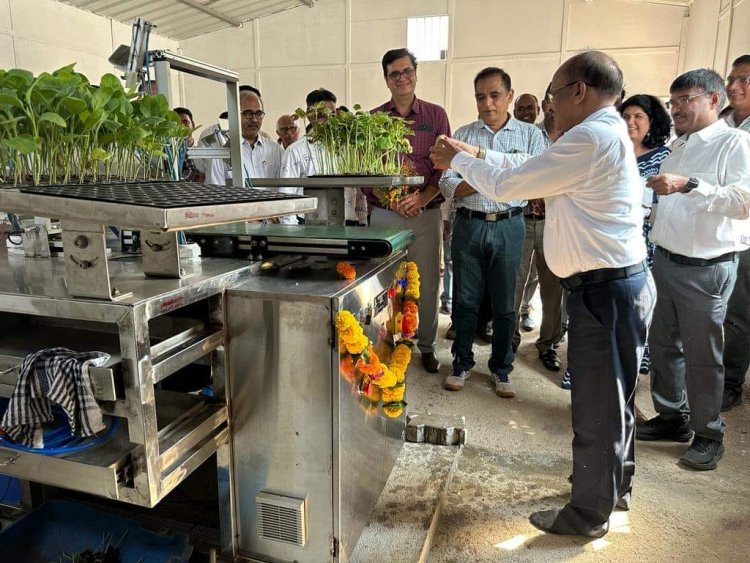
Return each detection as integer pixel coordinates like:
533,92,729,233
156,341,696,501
727,74,750,87
665,92,708,109
548,80,583,100
387,68,416,82
278,126,298,134
241,110,266,120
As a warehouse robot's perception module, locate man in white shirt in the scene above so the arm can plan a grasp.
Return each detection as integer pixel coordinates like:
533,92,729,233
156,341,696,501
205,90,283,186
637,69,750,471
281,89,367,225
722,54,750,412
430,50,654,538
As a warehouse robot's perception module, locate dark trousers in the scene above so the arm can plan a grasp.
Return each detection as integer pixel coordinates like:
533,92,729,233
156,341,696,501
451,213,524,375
724,248,750,393
560,270,655,530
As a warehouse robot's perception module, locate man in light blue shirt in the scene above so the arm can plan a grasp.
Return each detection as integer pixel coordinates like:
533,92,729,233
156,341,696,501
439,67,545,398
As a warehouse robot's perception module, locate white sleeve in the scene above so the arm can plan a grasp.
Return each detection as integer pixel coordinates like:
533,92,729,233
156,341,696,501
205,159,228,187
450,126,597,201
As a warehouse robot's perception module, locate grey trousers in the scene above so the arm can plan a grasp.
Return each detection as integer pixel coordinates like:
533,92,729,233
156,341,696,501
649,250,738,441
723,248,750,393
370,206,441,354
512,217,563,352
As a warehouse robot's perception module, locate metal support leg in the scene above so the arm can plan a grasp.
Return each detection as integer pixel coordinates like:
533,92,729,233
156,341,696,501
305,188,345,226
142,231,183,278
61,220,130,300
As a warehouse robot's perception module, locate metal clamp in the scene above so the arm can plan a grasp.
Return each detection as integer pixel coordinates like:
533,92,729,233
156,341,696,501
145,239,172,253
70,255,100,269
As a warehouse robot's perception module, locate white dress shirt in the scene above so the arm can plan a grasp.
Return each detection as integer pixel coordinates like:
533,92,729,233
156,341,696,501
439,116,545,212
450,106,646,278
281,136,367,224
204,136,283,187
649,119,750,258
726,111,750,133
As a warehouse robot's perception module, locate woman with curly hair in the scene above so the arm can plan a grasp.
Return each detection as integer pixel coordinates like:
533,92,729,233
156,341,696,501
620,94,671,374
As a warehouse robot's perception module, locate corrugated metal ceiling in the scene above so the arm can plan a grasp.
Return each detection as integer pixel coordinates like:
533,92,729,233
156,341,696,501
59,0,316,40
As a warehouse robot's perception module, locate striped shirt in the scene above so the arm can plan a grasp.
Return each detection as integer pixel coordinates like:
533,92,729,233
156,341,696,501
439,116,545,212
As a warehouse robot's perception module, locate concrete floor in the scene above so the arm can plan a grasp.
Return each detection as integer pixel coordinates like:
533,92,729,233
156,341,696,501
366,309,750,562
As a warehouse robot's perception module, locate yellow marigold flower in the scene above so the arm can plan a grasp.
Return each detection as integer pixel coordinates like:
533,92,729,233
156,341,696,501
335,311,368,354
381,384,405,403
389,344,411,382
376,365,397,389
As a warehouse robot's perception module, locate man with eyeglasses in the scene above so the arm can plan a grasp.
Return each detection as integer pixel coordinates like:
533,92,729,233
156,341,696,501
636,69,750,471
721,54,750,412
430,50,654,538
367,48,451,374
205,90,283,188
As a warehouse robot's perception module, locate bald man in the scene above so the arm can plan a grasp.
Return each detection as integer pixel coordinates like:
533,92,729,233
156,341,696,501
513,93,540,124
431,50,654,538
276,114,300,149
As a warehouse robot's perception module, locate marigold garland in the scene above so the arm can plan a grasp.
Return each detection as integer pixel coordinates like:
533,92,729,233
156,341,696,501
336,261,356,280
335,310,369,355
334,261,420,418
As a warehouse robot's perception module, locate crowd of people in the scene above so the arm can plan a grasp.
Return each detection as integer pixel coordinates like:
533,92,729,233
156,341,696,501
175,48,750,538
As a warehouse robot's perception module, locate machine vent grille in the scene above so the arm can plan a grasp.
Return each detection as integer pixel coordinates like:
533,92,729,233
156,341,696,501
256,491,306,547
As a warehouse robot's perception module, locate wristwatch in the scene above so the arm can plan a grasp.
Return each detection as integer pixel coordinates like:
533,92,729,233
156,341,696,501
477,146,486,160
684,177,699,193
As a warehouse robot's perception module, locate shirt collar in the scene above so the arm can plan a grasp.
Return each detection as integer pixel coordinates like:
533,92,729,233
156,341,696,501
384,96,421,115
242,136,264,148
676,118,730,144
581,105,617,125
727,111,750,130
475,113,516,134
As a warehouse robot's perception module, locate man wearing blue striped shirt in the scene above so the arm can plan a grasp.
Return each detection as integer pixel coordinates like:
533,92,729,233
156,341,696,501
439,67,545,397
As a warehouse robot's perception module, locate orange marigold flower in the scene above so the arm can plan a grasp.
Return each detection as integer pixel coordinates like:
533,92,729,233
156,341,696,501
340,355,358,384
336,261,356,280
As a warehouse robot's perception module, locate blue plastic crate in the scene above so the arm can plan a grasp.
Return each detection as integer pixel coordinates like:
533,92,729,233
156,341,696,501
0,500,192,562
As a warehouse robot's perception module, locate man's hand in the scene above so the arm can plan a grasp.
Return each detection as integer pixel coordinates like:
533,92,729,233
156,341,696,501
395,192,423,218
442,219,452,241
430,135,462,170
646,174,690,196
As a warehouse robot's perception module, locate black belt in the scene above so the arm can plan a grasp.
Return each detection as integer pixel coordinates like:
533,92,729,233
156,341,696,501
561,261,647,291
657,246,736,267
457,207,522,222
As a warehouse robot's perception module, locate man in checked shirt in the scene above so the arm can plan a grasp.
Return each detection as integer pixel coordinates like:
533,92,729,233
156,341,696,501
439,67,545,397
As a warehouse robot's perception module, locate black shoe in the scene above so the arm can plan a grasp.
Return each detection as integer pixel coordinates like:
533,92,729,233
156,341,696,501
680,436,724,470
528,508,608,538
635,415,692,442
445,324,455,340
476,325,493,344
721,388,742,412
421,352,441,373
539,349,561,372
616,492,631,511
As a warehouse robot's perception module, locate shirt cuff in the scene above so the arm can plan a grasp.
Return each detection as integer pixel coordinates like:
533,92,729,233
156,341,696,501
451,151,474,175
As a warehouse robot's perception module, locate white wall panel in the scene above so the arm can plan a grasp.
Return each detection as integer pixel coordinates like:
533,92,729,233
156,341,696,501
610,50,679,98
350,64,391,112
568,0,684,51
0,0,11,32
260,67,347,131
452,0,564,59
352,0,447,21
714,12,731,73
727,0,750,65
683,0,720,72
180,25,257,71
350,20,406,64
13,37,116,79
11,0,111,57
0,32,15,67
258,0,346,68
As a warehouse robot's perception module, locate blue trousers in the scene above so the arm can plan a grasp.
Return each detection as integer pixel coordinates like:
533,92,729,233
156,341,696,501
561,269,655,530
450,212,524,375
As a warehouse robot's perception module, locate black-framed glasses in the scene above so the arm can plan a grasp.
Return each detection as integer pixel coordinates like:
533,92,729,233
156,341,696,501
548,80,582,100
278,126,298,134
727,74,750,87
665,92,708,109
387,68,416,81
241,110,266,120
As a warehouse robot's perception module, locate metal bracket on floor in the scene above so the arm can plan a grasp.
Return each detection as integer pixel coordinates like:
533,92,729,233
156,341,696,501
406,412,467,445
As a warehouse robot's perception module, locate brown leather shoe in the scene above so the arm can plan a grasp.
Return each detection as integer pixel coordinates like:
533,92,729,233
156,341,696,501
421,352,441,373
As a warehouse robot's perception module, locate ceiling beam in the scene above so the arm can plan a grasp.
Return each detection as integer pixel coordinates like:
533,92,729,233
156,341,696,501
175,0,243,27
